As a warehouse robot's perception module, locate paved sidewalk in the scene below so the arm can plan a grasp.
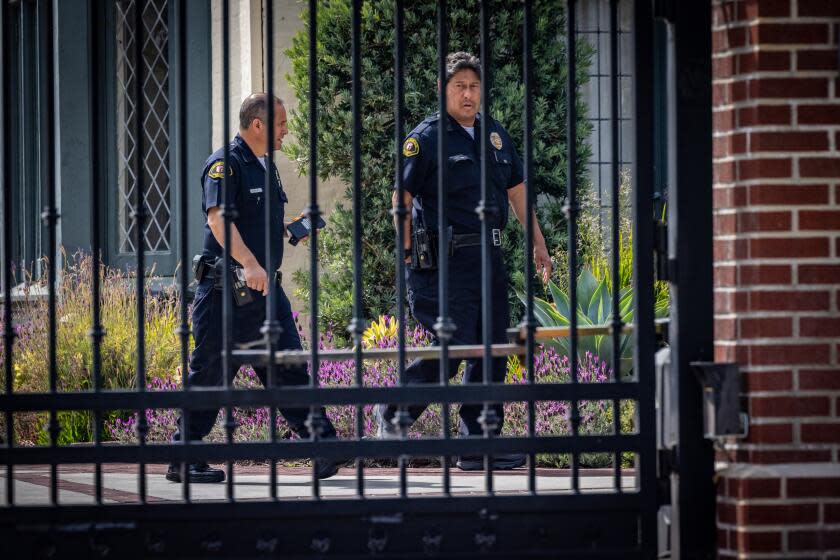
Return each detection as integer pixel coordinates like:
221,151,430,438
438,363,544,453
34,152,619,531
1,464,637,505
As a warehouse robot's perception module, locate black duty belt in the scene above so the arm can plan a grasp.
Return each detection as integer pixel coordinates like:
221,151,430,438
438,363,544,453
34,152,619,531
451,228,502,250
194,255,282,285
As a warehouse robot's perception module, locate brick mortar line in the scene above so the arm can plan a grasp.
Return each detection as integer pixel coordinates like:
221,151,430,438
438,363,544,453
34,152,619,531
714,71,839,85
711,37,838,49
714,152,840,163
712,185,837,192
712,165,840,174
709,178,835,186
712,235,840,242
713,100,840,112
717,520,840,528
716,340,837,348
716,520,840,529
715,551,840,559
713,98,840,106
744,413,840,419
713,361,840,371
712,46,838,59
715,260,840,266
747,413,840,420
712,49,838,61
712,18,840,31
713,128,840,138
747,416,840,422
714,117,840,128
717,506,840,516
719,443,840,450
712,286,839,292
712,289,839,295
717,520,840,533
712,229,840,237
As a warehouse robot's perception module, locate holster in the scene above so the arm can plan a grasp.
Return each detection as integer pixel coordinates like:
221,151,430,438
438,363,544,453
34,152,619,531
193,254,253,306
410,203,442,271
193,254,215,283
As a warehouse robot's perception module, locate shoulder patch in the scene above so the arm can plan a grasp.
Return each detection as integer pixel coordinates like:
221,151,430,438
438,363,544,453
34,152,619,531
403,137,420,158
207,160,232,180
490,132,503,150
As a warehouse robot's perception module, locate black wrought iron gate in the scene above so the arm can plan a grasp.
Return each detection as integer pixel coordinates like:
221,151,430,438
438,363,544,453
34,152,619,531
0,0,691,558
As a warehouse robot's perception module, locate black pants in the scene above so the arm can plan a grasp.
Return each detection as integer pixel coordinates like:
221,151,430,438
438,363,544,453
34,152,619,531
173,278,337,442
379,246,509,437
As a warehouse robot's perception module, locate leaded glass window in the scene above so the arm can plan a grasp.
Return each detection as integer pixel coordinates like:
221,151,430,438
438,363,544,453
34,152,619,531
115,0,171,254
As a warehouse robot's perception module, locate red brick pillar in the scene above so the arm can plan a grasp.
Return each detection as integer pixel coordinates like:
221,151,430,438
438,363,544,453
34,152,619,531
712,1,840,556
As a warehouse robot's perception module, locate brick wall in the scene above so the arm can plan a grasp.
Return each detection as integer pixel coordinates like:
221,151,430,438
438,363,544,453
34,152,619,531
712,0,840,557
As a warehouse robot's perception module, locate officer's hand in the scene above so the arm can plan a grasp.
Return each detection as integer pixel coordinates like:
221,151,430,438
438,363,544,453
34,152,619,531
244,263,269,295
534,244,552,284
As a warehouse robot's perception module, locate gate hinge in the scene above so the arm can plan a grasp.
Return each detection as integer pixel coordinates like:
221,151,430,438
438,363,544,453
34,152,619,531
658,446,678,476
657,447,677,506
667,258,678,284
653,220,672,282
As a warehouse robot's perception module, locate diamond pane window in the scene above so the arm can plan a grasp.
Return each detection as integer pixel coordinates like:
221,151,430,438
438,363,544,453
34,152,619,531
115,0,171,254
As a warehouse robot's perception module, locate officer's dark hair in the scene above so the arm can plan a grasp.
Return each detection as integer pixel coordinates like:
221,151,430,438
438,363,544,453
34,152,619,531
445,52,481,84
239,93,284,130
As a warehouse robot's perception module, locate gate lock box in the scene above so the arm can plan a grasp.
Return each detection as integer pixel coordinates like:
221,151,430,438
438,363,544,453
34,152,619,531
690,362,748,439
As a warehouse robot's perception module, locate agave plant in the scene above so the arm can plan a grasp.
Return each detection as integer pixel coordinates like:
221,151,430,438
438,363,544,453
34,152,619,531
518,267,669,375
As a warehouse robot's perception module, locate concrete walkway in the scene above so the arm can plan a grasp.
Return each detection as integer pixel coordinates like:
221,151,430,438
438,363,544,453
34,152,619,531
1,464,637,505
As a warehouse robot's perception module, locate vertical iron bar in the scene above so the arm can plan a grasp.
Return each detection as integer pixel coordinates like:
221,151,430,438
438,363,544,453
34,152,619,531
609,0,623,494
38,0,60,507
668,1,715,555
435,0,453,496
393,0,410,499
634,0,658,553
220,0,234,503
522,0,537,495
348,0,366,498
89,0,105,506
176,0,191,504
478,0,493,495
393,0,408,496
131,0,149,505
1,0,16,507
565,0,580,494
262,0,279,502
307,0,322,499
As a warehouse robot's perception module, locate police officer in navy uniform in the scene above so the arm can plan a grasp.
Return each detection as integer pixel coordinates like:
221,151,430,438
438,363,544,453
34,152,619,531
377,52,552,471
166,94,344,483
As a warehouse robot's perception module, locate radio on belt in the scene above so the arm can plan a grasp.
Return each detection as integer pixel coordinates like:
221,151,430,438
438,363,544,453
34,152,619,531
287,213,327,246
232,267,253,306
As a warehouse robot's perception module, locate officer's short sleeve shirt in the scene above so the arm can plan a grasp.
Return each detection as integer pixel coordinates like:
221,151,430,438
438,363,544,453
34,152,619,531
397,113,524,233
400,122,435,199
201,154,240,213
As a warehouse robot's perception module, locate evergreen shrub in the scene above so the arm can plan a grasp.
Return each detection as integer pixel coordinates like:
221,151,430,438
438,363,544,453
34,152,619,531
284,0,593,334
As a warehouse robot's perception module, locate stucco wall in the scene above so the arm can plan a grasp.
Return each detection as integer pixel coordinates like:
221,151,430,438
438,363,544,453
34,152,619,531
210,0,345,320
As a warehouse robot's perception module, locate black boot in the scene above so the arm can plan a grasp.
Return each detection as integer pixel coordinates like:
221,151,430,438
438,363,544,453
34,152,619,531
165,461,226,483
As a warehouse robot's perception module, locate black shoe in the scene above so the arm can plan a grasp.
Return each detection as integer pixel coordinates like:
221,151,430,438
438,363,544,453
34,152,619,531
456,453,527,471
165,461,226,483
314,457,351,480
